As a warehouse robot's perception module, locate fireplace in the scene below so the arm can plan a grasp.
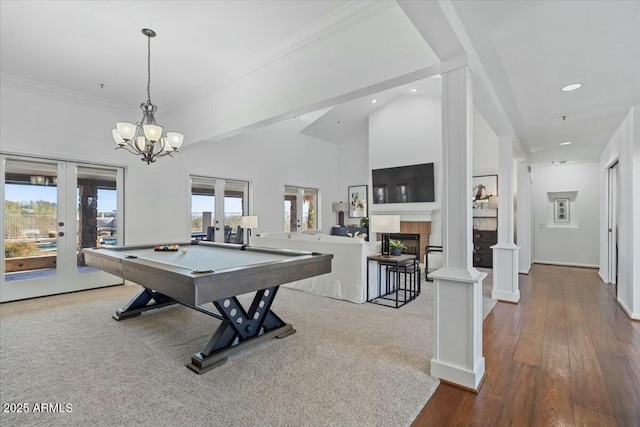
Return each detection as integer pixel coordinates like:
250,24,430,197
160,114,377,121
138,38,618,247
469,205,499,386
389,233,420,258
373,220,431,261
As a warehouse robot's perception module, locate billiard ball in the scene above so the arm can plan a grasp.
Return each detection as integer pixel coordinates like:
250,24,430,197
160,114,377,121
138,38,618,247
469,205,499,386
182,247,188,254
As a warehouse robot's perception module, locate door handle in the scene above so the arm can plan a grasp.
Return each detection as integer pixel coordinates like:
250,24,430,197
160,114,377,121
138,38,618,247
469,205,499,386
58,232,65,237
58,221,64,226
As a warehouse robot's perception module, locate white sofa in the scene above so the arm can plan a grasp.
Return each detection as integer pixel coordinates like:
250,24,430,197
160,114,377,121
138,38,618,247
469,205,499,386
252,232,380,303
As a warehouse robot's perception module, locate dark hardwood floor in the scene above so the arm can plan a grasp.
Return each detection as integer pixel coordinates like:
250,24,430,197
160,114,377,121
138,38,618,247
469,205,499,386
412,264,640,426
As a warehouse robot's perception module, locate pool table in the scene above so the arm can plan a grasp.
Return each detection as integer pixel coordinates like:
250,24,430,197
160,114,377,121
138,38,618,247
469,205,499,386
84,241,332,374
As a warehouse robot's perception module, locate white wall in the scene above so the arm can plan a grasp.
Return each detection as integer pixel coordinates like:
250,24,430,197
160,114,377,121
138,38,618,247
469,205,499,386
368,95,442,244
531,162,600,267
1,85,342,246
599,106,639,319
473,108,499,177
336,128,369,226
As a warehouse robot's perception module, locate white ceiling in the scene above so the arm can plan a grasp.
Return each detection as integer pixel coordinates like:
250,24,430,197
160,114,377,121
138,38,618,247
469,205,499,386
2,1,639,165
452,0,640,164
0,0,358,107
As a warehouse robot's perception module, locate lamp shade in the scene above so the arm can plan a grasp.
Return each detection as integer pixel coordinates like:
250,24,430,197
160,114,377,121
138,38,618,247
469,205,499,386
332,202,348,212
370,215,400,233
240,216,259,229
116,122,136,141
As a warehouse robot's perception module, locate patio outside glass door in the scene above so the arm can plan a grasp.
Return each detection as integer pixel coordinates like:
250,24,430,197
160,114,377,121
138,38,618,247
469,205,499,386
1,156,123,302
283,186,317,232
190,176,248,243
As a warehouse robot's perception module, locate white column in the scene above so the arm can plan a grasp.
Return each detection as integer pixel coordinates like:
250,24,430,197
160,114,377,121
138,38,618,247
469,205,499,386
516,161,532,274
491,136,520,302
429,66,486,391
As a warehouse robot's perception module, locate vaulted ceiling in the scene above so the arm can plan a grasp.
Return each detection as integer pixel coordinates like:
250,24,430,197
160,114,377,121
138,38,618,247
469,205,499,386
2,0,639,165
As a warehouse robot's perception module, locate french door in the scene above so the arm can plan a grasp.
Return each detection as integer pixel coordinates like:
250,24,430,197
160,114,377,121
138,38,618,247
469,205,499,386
284,186,317,232
190,176,248,242
1,156,124,302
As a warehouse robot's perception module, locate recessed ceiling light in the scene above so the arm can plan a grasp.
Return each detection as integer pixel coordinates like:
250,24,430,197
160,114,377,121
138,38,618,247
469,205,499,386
561,83,582,92
371,99,377,104
559,141,573,146
410,88,417,93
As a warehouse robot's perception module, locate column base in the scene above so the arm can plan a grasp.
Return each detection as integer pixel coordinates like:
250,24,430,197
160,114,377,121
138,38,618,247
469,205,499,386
429,267,486,391
491,243,520,303
431,357,486,392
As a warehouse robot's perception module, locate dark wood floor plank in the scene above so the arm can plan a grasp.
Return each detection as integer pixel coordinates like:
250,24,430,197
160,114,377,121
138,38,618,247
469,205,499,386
573,405,617,427
531,369,575,426
622,343,640,384
597,351,640,425
481,328,519,396
567,320,614,415
412,265,639,426
563,275,587,324
481,301,511,350
411,383,465,426
582,300,623,355
449,390,503,427
495,361,538,426
541,340,571,381
513,281,548,366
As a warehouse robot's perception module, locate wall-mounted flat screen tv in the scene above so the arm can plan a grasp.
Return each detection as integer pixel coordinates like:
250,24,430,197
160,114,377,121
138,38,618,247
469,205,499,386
372,162,435,204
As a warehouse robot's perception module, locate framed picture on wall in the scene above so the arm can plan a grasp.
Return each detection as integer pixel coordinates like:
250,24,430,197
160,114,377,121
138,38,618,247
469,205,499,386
348,185,367,218
554,198,570,222
472,175,498,218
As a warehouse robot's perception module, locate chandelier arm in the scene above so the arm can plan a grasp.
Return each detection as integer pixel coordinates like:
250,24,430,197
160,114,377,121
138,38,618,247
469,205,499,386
116,144,142,156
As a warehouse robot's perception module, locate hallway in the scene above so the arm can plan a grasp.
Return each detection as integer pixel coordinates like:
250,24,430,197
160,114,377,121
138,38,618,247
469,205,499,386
413,264,640,426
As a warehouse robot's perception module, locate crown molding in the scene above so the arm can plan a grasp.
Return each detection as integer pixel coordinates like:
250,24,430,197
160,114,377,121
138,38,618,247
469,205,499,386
169,0,397,112
1,73,136,115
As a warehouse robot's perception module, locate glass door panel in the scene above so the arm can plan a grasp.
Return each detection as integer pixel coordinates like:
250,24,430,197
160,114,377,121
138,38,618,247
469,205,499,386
223,180,247,242
284,186,318,232
191,176,216,241
2,158,65,300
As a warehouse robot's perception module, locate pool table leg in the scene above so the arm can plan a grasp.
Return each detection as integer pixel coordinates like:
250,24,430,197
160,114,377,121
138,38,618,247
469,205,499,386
186,286,295,374
113,288,177,321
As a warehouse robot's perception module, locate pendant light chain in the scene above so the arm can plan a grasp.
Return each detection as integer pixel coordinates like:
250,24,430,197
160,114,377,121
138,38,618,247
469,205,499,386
146,34,152,105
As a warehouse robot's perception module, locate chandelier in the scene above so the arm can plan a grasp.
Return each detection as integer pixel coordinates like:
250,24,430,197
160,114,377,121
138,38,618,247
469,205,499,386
111,29,184,164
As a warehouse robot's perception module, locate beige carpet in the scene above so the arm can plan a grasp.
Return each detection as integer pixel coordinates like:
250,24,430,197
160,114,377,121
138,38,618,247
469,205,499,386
0,274,495,427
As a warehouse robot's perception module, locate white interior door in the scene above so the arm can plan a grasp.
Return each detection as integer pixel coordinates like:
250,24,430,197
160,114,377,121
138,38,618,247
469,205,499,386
607,162,619,285
1,156,123,302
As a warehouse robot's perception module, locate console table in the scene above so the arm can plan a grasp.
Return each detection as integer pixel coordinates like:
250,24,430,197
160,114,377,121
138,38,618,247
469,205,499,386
366,254,420,308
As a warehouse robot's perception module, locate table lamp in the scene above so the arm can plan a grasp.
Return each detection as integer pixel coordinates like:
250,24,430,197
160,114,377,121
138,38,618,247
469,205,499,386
370,215,400,256
332,202,348,226
240,215,258,246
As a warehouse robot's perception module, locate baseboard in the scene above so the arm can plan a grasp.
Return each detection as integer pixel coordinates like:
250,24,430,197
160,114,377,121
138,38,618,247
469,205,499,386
618,298,640,321
598,270,610,284
492,289,520,303
533,260,599,269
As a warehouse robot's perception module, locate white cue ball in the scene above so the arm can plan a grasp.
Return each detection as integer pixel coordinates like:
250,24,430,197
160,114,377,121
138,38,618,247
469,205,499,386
182,247,188,254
